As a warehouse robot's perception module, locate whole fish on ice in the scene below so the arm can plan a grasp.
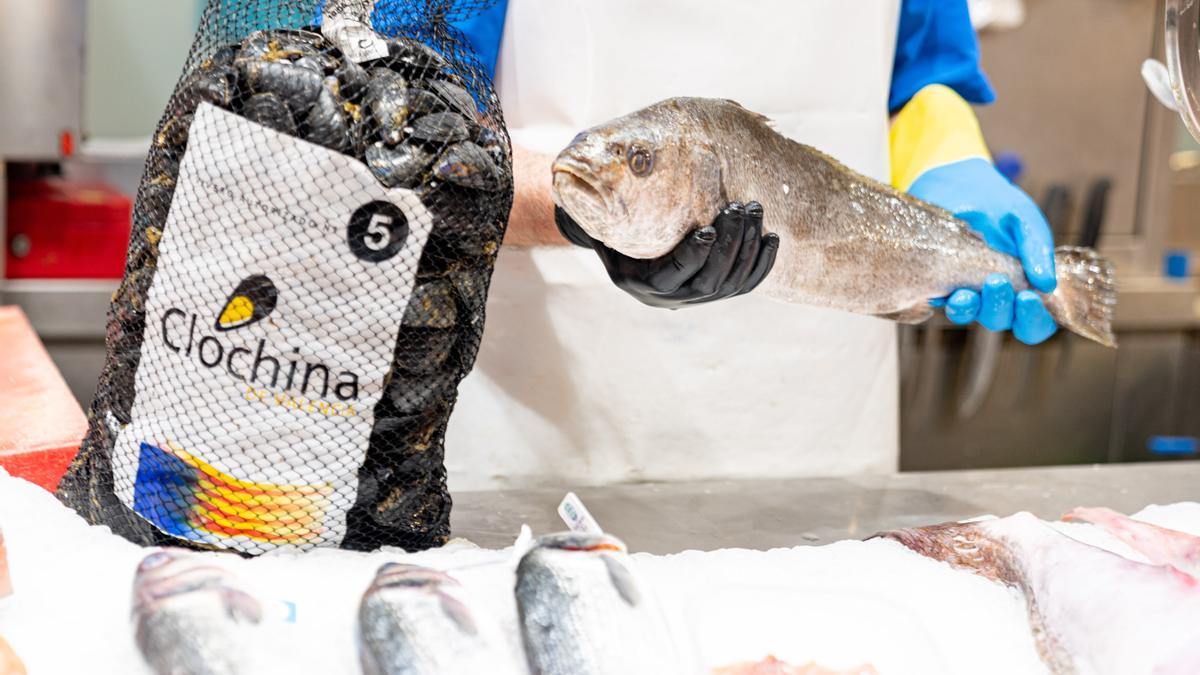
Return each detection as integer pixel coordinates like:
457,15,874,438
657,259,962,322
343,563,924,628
877,512,1200,674
357,563,520,675
131,549,263,675
552,97,1116,347
515,532,683,675
1064,506,1200,579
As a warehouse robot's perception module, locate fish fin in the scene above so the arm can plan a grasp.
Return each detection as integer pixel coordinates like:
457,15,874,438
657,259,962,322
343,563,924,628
721,99,775,129
436,590,479,636
1046,247,1117,348
600,554,642,607
878,303,934,325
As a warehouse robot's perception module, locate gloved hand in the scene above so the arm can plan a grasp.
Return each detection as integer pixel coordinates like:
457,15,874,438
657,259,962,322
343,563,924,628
892,84,1057,345
909,158,1057,345
555,202,779,309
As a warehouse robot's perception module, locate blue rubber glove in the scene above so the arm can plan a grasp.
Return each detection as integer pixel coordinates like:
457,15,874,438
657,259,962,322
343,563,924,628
910,158,1058,345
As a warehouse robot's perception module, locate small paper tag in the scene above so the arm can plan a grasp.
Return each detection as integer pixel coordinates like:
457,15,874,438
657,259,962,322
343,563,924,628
322,0,388,63
557,492,603,535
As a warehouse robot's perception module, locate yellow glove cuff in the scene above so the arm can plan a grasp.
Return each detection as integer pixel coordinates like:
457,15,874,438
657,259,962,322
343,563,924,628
889,84,992,192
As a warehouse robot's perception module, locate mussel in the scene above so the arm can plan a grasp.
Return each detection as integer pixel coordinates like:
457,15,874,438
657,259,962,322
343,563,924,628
177,62,235,113
405,87,447,117
403,280,458,328
239,58,324,113
386,369,453,416
304,77,354,152
335,58,370,101
432,141,503,191
241,92,297,135
155,113,194,155
393,328,458,375
365,70,412,144
426,79,476,118
408,112,471,145
366,141,433,189
377,37,450,77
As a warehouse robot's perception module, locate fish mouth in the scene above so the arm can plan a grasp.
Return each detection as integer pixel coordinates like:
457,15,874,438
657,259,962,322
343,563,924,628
551,158,610,228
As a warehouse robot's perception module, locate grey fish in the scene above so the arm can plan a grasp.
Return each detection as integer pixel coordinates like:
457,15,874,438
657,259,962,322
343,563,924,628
552,97,1117,347
131,549,263,675
515,532,683,675
358,563,519,675
876,513,1200,674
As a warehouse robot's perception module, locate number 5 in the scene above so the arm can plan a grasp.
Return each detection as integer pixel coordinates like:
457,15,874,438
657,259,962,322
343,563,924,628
365,214,391,251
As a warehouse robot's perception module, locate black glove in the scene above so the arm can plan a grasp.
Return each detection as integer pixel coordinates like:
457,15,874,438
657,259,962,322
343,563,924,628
554,202,779,309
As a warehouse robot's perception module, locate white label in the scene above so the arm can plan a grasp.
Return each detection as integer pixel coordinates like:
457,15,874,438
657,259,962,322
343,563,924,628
322,0,389,64
557,492,604,535
112,103,433,553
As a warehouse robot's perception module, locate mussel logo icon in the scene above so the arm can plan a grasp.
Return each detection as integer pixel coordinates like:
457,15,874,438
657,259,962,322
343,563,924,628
215,275,278,332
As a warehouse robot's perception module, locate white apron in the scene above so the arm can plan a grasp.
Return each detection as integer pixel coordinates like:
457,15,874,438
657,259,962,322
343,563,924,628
445,0,902,490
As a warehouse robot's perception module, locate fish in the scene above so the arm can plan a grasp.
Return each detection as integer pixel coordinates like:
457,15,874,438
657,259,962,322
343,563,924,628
357,563,519,675
1063,506,1200,579
875,512,1200,674
0,636,25,675
712,657,878,675
515,532,683,675
552,97,1116,347
131,549,263,675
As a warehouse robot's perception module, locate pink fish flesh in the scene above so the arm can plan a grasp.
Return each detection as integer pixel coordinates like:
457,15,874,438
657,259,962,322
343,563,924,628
1063,506,1200,579
876,512,1200,675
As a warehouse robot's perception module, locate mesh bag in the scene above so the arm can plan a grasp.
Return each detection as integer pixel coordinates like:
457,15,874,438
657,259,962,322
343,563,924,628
57,0,512,554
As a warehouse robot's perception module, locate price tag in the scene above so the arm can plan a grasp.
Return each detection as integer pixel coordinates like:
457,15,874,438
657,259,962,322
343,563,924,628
557,492,603,535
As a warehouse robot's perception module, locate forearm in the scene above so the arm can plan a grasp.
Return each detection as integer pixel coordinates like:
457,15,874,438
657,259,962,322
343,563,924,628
503,143,570,247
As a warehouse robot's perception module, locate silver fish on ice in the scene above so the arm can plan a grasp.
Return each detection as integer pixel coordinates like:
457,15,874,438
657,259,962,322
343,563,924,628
515,532,683,675
131,549,263,675
553,97,1117,347
358,563,520,675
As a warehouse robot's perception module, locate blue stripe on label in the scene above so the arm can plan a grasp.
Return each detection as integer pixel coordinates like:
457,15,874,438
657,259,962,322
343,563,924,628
133,442,201,538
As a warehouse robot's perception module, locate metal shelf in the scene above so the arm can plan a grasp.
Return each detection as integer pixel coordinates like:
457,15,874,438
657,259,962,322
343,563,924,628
2,278,116,339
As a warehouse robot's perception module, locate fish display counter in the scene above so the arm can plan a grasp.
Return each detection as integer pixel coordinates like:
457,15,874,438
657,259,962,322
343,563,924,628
1,462,1199,674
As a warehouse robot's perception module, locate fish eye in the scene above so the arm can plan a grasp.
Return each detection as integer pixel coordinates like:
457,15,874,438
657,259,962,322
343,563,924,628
627,146,654,177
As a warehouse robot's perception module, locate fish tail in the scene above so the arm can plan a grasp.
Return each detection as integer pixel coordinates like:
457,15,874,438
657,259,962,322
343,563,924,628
1047,246,1117,348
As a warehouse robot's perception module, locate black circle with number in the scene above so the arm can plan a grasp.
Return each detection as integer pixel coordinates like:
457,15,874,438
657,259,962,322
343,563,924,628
348,201,409,263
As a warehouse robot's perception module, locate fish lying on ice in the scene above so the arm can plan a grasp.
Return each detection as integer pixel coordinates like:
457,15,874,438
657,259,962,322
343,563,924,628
552,97,1116,347
357,563,520,675
1063,506,1200,579
515,532,683,675
0,636,25,675
712,656,878,675
876,512,1200,674
131,549,263,675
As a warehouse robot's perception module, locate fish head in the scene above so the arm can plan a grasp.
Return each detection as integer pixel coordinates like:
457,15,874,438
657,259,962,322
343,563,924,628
552,100,725,259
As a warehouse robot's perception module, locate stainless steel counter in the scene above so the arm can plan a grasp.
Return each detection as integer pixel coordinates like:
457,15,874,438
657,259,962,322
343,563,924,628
451,461,1200,554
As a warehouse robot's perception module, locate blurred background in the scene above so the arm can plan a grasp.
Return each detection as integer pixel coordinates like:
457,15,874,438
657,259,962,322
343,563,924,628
1,0,1197,471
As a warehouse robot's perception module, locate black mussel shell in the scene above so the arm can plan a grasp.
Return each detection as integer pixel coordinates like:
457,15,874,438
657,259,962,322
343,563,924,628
335,59,370,101
477,126,507,165
241,92,297,136
155,113,194,154
403,280,458,329
380,37,449,76
239,59,324,113
393,328,457,375
205,44,239,69
304,77,353,152
432,141,502,191
405,87,447,117
386,369,453,416
425,79,475,118
292,55,325,75
366,141,433,189
177,63,236,113
140,179,176,228
408,112,471,145
367,88,411,145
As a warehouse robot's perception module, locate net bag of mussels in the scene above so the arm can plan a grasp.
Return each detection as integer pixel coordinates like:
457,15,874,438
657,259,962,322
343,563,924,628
57,0,512,554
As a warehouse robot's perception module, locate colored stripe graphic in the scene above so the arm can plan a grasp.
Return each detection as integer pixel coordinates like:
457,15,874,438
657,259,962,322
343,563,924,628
133,441,334,545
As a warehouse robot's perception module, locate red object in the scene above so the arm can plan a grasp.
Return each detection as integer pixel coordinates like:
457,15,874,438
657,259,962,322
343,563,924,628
5,179,132,279
59,130,75,158
0,307,87,492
